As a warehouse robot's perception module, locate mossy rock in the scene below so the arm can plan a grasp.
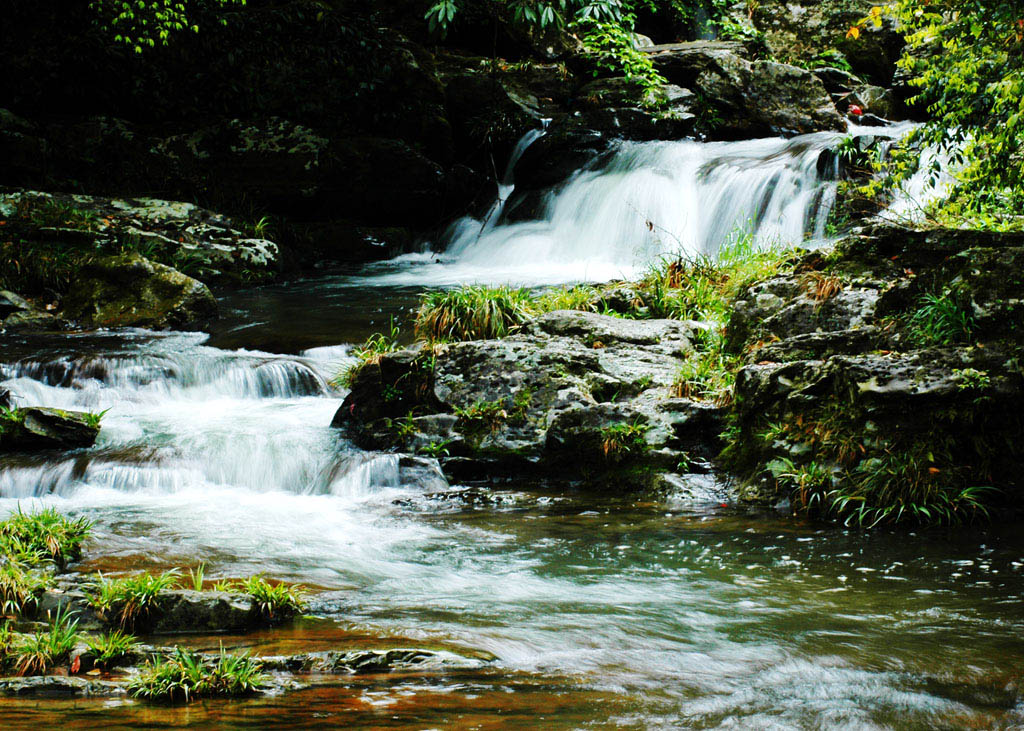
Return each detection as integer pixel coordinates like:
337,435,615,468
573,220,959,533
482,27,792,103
60,253,216,330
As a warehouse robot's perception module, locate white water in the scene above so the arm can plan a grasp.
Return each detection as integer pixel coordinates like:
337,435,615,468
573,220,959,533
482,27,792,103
0,333,415,503
357,122,949,288
363,131,847,286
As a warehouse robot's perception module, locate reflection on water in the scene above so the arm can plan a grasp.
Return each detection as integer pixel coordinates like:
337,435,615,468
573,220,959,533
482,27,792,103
1,282,1023,728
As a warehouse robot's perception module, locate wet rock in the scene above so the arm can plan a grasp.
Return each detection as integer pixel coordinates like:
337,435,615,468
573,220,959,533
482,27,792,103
260,649,444,674
0,289,32,319
0,676,124,698
337,311,705,482
60,253,217,330
0,407,100,452
148,590,260,634
1,189,279,286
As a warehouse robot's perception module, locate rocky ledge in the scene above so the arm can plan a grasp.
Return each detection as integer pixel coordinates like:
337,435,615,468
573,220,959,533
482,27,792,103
334,222,1024,524
336,309,724,490
0,189,279,331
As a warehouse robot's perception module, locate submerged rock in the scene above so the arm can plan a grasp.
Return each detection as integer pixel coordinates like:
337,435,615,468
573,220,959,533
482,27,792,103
60,254,217,330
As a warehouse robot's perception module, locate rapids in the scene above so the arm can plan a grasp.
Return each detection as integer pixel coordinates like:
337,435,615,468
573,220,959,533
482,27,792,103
0,129,1020,728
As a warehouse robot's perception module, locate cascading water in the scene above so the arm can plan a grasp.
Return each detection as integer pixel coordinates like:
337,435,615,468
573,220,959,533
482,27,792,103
0,333,408,502
362,122,932,287
3,124,1021,729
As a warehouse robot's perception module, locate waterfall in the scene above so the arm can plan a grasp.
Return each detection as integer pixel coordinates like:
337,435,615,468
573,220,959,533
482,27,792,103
362,123,930,287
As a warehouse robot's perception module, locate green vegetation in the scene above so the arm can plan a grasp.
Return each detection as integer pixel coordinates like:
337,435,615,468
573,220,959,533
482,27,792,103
0,507,92,571
217,576,306,621
410,232,795,348
849,0,1024,229
600,420,651,462
417,286,535,342
672,340,738,404
743,405,999,527
905,288,977,346
84,630,140,669
0,561,52,616
89,0,247,53
953,368,991,392
87,570,181,630
578,17,669,105
11,607,79,676
332,318,403,388
128,646,266,702
454,392,533,444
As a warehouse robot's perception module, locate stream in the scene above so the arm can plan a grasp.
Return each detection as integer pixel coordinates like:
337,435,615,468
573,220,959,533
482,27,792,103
0,129,1020,729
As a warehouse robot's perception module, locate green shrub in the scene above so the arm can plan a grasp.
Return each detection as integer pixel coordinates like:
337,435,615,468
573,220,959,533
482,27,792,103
332,318,404,388
128,646,266,702
87,570,180,630
0,561,53,616
600,420,651,462
0,506,92,569
236,576,306,621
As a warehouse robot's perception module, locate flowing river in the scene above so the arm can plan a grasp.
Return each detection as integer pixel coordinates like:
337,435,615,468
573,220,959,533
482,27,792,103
0,129,1020,728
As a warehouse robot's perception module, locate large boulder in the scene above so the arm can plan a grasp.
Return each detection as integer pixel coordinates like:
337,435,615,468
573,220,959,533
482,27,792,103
60,254,217,330
336,311,723,482
724,222,1024,514
644,43,845,137
749,0,904,87
1,189,279,286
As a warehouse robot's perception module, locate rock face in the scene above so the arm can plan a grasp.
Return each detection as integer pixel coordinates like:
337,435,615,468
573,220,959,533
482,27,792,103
60,254,217,330
0,407,100,452
724,222,1024,516
337,310,725,484
644,42,845,137
0,189,278,285
749,0,904,86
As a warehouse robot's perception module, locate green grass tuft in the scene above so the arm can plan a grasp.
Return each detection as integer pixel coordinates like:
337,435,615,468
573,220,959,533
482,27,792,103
128,646,267,702
87,570,180,630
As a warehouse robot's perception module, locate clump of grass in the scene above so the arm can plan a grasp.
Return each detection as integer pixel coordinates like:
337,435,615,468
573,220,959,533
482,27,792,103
0,560,53,616
84,630,140,669
906,288,976,346
416,286,535,342
87,570,180,630
802,271,844,302
0,506,92,570
331,318,403,389
12,606,79,676
759,407,998,527
211,576,306,622
600,420,651,462
23,200,98,230
237,576,306,621
82,409,109,429
128,646,267,703
533,284,599,313
186,563,206,591
672,346,739,404
639,231,795,322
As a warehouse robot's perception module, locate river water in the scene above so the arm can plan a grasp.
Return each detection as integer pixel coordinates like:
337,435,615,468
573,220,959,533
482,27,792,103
0,130,1020,728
